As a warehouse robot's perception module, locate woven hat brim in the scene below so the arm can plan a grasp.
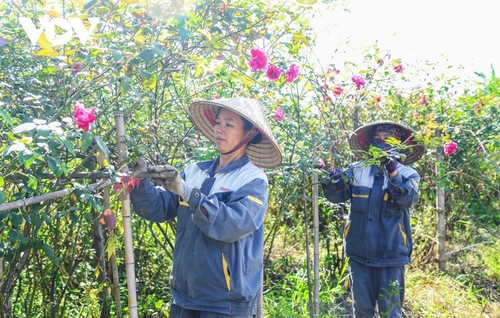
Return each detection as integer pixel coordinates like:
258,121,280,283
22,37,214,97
348,121,425,164
189,99,283,168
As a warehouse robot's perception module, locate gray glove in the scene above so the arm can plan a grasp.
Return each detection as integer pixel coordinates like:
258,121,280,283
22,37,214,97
129,157,148,174
147,165,193,201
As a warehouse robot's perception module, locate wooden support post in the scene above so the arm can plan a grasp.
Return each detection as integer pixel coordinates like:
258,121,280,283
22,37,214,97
312,174,320,317
114,112,138,317
436,131,446,271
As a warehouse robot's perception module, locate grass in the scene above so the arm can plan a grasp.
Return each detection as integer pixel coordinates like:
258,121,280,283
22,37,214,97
405,269,499,318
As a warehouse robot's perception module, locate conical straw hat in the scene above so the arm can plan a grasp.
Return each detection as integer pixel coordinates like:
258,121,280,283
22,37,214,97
189,98,282,168
348,120,425,164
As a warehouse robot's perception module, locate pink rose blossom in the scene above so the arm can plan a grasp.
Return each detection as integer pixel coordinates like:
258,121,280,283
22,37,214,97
285,64,299,83
315,158,325,169
266,64,282,81
73,102,96,131
351,75,366,90
393,64,404,73
219,2,228,12
273,107,285,122
214,93,220,99
248,48,268,72
73,62,83,75
443,141,457,156
418,96,427,105
332,85,343,96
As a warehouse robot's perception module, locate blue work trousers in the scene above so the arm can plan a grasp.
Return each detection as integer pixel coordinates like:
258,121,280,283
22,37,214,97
169,304,255,318
348,259,405,318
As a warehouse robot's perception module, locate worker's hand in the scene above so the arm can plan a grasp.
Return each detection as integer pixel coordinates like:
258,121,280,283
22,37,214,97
129,156,148,174
327,168,347,188
383,156,399,174
147,165,192,201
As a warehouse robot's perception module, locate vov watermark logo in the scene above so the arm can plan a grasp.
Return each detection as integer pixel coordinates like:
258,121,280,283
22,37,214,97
19,0,99,47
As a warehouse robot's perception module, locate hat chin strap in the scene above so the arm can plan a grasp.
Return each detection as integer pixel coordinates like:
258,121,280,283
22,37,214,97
221,127,260,155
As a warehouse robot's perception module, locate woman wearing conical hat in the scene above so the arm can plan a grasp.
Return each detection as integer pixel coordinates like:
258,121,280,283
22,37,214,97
322,121,424,318
130,98,282,317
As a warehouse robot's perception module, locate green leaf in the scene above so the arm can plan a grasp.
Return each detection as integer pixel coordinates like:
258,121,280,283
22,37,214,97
41,243,59,264
9,230,19,243
81,131,94,152
139,49,155,62
0,108,13,124
46,156,61,175
62,137,75,155
10,213,23,227
94,135,110,157
28,176,38,190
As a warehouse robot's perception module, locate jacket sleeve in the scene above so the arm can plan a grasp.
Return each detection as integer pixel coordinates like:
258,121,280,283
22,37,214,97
387,167,421,209
190,177,268,243
129,178,179,222
321,168,352,203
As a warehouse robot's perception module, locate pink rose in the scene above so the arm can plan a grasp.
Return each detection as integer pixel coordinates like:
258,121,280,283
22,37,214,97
73,62,83,75
393,64,404,73
315,158,325,169
332,85,343,96
266,64,282,81
285,64,299,83
351,75,366,90
73,102,96,131
248,48,268,72
214,93,220,99
443,141,457,156
273,107,285,122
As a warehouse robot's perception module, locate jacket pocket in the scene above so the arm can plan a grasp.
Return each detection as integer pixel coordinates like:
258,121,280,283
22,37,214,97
350,187,370,213
382,201,404,217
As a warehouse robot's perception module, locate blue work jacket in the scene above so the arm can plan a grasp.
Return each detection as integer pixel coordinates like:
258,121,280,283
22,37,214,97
322,162,420,267
130,156,269,316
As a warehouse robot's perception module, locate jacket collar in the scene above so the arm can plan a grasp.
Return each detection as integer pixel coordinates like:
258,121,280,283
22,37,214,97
196,155,251,177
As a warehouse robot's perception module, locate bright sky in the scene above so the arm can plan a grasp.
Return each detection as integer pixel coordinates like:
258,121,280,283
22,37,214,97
312,0,500,81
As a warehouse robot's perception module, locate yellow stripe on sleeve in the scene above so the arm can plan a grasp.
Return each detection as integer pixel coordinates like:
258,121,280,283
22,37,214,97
247,195,263,206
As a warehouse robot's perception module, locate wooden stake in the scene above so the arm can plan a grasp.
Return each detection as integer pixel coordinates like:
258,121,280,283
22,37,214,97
436,129,446,271
115,112,138,317
312,173,320,317
0,181,113,212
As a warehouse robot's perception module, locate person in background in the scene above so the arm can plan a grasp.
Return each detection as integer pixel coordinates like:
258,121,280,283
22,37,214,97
322,121,425,318
129,98,282,318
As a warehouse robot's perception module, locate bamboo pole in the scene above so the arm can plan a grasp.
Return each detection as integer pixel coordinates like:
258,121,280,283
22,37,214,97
302,175,313,318
0,181,113,212
114,112,138,317
0,172,170,213
312,173,320,317
436,130,446,271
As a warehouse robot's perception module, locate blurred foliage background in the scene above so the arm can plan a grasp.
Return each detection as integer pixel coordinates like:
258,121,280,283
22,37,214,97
0,0,498,317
